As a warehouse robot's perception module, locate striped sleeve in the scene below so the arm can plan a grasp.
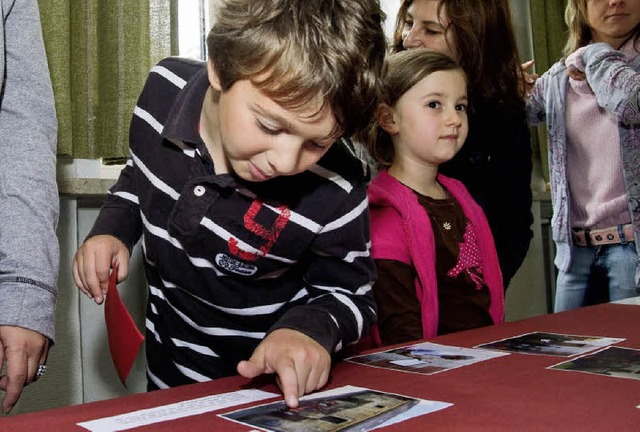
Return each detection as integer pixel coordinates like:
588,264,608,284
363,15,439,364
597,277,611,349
89,160,143,250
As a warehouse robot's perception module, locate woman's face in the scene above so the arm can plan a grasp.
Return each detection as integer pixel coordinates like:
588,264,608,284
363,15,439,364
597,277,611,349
401,0,458,60
587,0,640,48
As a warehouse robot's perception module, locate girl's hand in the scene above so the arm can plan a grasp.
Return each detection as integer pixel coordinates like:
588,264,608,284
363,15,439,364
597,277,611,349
520,59,538,98
565,46,587,81
567,64,586,81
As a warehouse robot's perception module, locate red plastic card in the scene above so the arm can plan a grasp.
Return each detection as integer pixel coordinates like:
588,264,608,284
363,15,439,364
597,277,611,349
105,266,144,385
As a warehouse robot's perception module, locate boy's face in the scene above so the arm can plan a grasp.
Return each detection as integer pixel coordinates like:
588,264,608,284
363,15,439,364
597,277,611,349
207,62,341,182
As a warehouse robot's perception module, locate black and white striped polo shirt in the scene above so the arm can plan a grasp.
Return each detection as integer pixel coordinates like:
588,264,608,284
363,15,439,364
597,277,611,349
89,57,377,389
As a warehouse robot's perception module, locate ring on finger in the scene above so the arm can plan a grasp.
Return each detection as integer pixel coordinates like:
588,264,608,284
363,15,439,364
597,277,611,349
35,364,47,379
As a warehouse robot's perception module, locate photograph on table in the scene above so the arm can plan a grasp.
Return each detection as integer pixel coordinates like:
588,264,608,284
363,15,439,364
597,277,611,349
346,342,508,375
475,332,624,356
220,385,451,432
549,346,640,381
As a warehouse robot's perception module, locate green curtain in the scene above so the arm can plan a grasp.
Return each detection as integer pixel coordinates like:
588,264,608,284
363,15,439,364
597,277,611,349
529,0,568,183
38,0,178,159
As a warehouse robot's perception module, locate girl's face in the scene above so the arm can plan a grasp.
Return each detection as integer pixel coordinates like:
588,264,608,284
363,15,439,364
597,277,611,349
587,0,640,48
401,0,458,60
386,69,468,168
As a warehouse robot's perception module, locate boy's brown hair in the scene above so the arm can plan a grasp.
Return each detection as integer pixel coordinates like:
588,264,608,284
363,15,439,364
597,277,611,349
207,0,386,138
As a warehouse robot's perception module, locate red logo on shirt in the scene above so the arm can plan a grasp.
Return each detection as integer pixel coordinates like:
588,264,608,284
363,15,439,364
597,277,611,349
228,199,290,261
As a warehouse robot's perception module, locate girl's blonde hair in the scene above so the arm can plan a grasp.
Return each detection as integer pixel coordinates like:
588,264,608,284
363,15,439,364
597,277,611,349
368,49,465,167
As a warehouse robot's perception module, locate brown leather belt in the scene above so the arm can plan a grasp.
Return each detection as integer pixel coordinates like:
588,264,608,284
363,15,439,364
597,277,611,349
572,223,635,247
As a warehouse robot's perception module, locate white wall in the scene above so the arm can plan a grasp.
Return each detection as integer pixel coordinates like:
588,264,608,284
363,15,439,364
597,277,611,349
381,0,401,40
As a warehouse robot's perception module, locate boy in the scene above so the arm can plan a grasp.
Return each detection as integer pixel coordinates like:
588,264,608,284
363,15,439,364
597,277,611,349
72,0,386,408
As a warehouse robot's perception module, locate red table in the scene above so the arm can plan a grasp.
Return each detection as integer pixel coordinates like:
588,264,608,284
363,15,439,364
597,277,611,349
1,302,639,431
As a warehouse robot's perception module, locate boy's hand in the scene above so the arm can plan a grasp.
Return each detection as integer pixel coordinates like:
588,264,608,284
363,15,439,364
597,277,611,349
72,235,130,304
237,328,331,408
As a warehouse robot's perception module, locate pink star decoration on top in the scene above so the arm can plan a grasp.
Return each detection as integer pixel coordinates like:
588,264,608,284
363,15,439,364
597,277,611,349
447,221,484,289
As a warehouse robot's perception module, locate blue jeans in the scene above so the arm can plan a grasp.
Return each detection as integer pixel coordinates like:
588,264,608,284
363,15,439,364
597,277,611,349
554,242,639,312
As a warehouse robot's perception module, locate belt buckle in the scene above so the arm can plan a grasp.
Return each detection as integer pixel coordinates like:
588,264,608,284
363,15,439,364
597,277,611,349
572,228,585,246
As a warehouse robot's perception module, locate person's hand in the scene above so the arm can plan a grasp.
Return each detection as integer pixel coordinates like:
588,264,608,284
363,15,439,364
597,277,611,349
0,326,49,414
237,328,331,408
566,46,587,82
567,64,586,81
72,235,130,304
520,59,538,98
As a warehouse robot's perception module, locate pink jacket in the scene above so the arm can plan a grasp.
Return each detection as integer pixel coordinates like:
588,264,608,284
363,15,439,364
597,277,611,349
368,169,504,341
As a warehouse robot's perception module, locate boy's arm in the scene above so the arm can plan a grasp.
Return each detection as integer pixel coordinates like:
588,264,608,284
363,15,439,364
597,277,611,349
269,187,377,353
88,160,143,251
238,178,376,407
73,161,141,301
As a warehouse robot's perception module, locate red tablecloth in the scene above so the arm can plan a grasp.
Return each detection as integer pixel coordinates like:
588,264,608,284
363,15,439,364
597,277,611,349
1,303,639,431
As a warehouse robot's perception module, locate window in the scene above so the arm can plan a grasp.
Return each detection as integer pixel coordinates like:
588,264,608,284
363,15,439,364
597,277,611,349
178,0,400,60
178,0,210,60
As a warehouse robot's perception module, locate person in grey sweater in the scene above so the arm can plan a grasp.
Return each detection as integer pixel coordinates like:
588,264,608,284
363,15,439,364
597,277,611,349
0,0,58,414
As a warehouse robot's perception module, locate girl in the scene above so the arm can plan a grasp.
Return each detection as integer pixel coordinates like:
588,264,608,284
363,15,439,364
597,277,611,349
527,0,640,311
368,49,504,346
392,0,533,288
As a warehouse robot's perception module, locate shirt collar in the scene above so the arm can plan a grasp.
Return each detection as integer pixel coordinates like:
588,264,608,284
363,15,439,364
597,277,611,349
161,64,210,147
620,36,640,59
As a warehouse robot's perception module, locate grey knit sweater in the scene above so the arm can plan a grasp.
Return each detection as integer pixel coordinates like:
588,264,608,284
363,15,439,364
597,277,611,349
0,0,58,341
